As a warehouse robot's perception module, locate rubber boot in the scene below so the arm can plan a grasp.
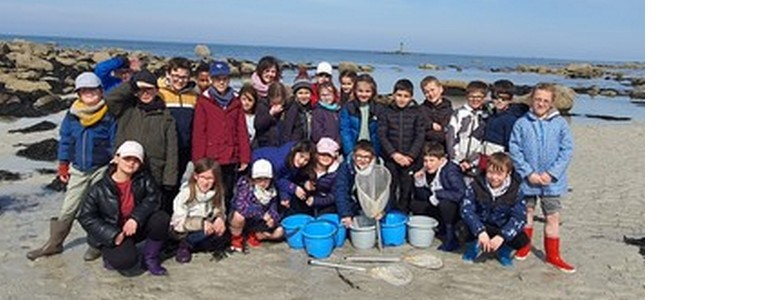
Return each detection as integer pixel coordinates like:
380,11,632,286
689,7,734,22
545,237,575,273
230,234,244,252
514,227,533,260
497,246,514,267
102,257,115,271
175,239,192,264
142,239,167,276
83,246,102,261
246,232,262,249
26,218,73,261
437,225,460,252
462,241,480,262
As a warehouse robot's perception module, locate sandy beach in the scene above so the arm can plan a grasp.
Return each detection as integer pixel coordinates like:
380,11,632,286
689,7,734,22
0,120,644,300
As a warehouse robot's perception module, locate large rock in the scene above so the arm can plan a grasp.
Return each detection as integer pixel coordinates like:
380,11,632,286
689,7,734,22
8,121,57,134
0,42,10,55
7,52,54,72
359,64,375,72
553,84,576,112
91,51,112,63
339,61,360,73
629,85,645,100
419,63,444,71
0,170,22,182
563,63,604,79
440,80,468,97
240,62,256,75
0,74,53,93
195,44,211,59
33,94,69,113
54,56,78,67
15,138,59,162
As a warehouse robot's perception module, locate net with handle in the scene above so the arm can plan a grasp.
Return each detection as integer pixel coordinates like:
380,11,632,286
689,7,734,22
355,164,391,219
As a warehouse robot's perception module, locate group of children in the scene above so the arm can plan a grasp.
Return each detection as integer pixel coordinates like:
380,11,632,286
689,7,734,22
25,56,576,275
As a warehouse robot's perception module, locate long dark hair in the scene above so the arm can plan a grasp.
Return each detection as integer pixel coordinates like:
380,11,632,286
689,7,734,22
286,140,316,170
187,158,224,209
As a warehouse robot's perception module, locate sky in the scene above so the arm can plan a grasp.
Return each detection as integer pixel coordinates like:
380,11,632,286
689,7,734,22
0,0,644,61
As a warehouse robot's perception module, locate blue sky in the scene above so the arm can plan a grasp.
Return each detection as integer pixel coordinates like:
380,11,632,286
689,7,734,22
0,0,644,61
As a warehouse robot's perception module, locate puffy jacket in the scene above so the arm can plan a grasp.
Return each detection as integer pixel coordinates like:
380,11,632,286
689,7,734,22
78,166,162,248
282,100,312,143
106,82,178,186
446,104,489,164
460,174,526,242
311,103,341,146
334,161,358,218
418,98,454,146
310,160,341,209
483,103,529,153
254,99,285,147
57,108,117,173
252,141,304,200
170,182,226,233
192,89,251,166
339,100,382,157
93,56,128,93
377,102,426,159
509,110,573,197
414,160,466,204
158,77,197,152
233,177,280,223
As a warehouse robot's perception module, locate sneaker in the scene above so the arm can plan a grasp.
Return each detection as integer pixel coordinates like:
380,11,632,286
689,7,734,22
246,232,262,248
230,234,244,252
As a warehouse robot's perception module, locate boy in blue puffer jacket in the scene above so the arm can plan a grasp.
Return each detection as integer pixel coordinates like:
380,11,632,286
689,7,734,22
460,153,529,267
27,72,117,262
509,83,575,273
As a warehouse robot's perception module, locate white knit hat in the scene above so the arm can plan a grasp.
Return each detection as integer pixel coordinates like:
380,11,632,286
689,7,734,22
251,159,273,179
316,61,332,76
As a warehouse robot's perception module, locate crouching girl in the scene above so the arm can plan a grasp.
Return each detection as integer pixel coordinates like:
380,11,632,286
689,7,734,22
229,159,284,252
169,158,227,263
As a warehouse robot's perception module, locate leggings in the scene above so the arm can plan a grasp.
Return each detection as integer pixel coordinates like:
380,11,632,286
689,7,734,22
102,211,169,270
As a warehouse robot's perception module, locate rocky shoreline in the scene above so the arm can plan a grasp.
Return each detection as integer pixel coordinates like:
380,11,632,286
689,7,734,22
1,39,644,119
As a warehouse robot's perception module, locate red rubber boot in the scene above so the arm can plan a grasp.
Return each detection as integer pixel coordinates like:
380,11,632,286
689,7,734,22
514,227,533,260
544,237,575,273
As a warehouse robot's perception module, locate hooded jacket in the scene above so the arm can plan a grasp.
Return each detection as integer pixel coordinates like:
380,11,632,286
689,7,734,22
377,101,426,159
170,182,226,233
158,77,197,152
508,109,573,197
78,166,161,248
339,100,382,157
192,88,251,166
460,173,526,242
446,104,489,164
105,82,178,187
413,160,466,205
311,102,341,146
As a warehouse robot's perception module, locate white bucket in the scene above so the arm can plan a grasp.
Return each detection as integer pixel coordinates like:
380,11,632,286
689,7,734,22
406,215,439,248
350,215,376,250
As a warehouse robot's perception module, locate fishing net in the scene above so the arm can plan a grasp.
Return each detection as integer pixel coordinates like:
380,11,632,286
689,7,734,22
355,165,391,219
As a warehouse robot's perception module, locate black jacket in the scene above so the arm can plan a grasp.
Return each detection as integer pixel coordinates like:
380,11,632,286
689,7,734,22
254,98,285,147
282,100,312,143
77,165,162,248
418,98,454,145
378,101,426,159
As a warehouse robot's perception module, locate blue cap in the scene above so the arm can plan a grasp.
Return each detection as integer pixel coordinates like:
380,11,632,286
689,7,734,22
209,61,230,77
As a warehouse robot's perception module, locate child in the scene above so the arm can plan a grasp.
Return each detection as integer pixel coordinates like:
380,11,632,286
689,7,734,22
229,159,284,251
301,138,342,216
335,141,388,227
170,158,227,263
509,83,575,273
311,82,342,145
483,79,529,154
105,70,179,213
418,76,454,150
159,57,198,202
412,142,466,252
339,69,357,103
239,83,258,148
252,140,316,216
254,82,288,147
460,153,529,267
194,62,211,94
193,61,251,212
94,55,141,93
282,77,313,143
77,141,170,275
251,56,282,99
378,79,426,214
310,61,339,106
446,80,490,177
26,72,117,262
339,74,383,158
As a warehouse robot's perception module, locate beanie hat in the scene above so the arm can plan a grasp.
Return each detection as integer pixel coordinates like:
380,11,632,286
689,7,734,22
292,79,312,94
74,72,102,91
209,61,231,77
316,138,340,157
251,159,274,179
316,61,332,76
131,70,158,89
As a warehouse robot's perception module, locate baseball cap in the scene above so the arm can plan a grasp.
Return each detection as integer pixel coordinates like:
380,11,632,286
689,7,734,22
316,61,332,76
115,140,144,163
209,61,231,77
316,137,340,157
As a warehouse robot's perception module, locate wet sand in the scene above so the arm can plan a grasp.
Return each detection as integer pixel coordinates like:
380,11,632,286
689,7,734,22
0,122,644,300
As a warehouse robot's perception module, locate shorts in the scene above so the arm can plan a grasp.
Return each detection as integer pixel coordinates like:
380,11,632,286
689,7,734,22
525,195,562,215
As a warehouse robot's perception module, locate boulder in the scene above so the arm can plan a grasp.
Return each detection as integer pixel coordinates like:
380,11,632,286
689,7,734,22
448,65,464,72
33,94,69,113
629,85,645,100
563,63,604,79
91,51,112,63
195,44,212,59
0,42,10,55
440,80,468,97
0,74,53,93
13,70,42,81
359,64,375,72
54,56,78,67
599,89,618,97
553,84,575,113
338,61,360,73
240,62,257,75
15,138,59,162
7,52,54,72
419,63,444,71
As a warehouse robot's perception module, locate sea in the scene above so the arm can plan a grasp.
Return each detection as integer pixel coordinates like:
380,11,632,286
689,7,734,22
1,34,644,124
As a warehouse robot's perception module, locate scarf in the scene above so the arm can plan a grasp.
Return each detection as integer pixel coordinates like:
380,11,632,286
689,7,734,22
253,185,277,206
487,176,511,199
354,160,375,176
318,100,340,112
209,87,235,108
70,99,107,127
251,73,270,98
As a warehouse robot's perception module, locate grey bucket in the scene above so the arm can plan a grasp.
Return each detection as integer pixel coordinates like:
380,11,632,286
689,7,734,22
350,215,377,250
407,215,439,248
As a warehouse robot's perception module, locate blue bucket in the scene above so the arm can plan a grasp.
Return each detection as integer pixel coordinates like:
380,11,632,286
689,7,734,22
302,220,337,259
282,214,314,249
380,211,407,247
317,213,347,247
